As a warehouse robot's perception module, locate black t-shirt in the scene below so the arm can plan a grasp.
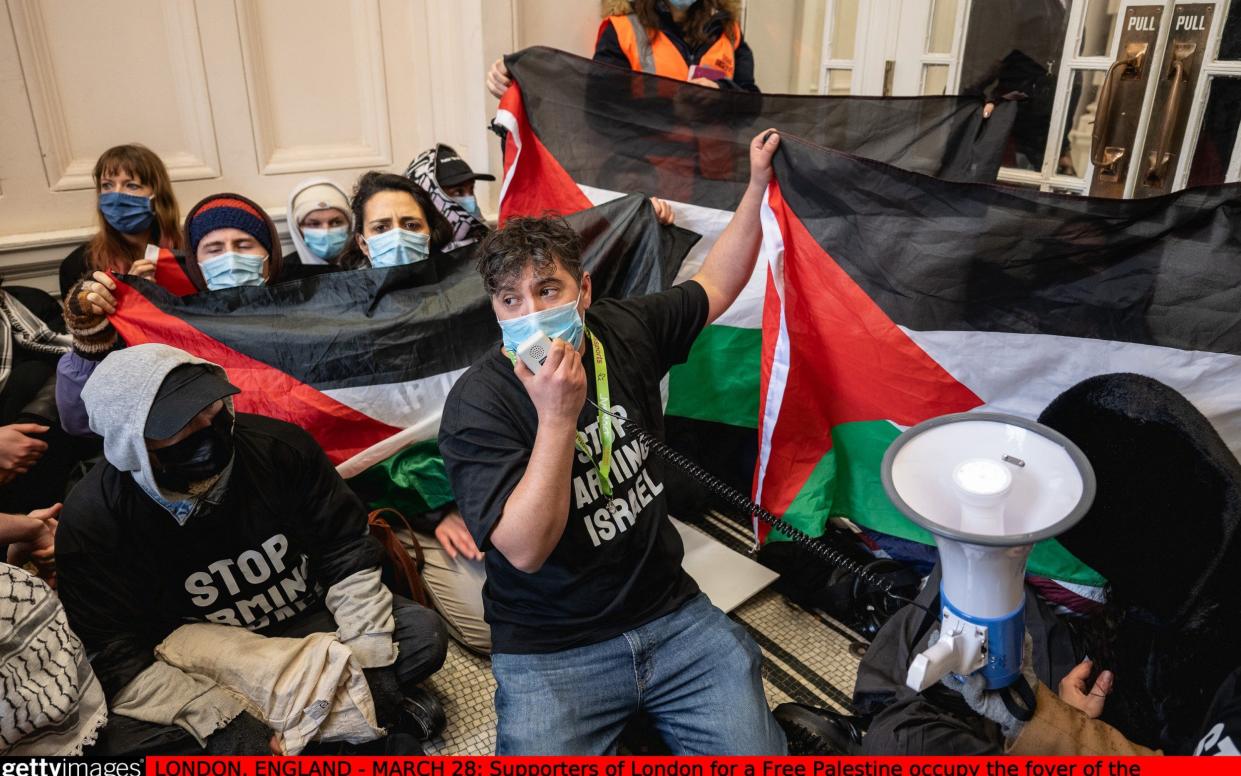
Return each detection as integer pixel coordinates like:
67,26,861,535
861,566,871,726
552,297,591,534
1192,667,1241,755
439,281,710,653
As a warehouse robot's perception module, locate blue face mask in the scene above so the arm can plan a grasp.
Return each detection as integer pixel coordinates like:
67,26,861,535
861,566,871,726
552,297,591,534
302,226,349,260
367,228,430,267
454,195,482,219
99,191,155,234
498,290,584,355
201,253,267,290
666,0,696,9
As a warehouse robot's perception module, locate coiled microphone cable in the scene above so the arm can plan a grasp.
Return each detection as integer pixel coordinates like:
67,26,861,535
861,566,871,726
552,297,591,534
587,398,925,611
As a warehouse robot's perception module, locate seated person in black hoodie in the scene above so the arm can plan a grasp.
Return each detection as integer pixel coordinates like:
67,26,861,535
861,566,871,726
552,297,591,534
55,343,448,755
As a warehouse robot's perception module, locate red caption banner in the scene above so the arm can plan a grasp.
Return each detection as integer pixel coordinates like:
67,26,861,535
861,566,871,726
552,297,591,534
144,756,1237,776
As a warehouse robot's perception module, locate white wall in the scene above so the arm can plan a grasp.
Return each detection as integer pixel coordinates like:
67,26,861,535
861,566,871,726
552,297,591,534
0,0,815,293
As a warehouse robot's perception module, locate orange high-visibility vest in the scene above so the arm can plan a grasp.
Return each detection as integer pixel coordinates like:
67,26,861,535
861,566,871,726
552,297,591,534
607,13,740,80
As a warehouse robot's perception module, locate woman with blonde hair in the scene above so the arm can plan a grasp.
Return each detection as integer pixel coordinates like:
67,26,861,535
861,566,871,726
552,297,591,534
486,0,757,97
58,144,183,297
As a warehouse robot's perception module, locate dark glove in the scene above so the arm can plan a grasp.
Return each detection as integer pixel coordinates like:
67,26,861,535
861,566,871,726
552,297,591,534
205,712,271,755
363,666,403,729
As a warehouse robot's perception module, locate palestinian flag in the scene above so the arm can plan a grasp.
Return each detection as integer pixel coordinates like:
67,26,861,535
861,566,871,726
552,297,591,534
757,134,1241,587
107,194,696,515
495,46,1015,493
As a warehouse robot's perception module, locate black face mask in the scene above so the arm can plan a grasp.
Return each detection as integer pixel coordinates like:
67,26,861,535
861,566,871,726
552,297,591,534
151,410,234,493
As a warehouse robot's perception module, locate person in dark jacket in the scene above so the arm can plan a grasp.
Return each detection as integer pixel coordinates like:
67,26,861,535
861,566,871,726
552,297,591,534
56,344,448,754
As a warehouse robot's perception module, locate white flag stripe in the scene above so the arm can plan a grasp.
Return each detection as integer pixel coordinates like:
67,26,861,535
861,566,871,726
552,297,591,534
905,327,1241,458
754,188,790,515
324,368,468,477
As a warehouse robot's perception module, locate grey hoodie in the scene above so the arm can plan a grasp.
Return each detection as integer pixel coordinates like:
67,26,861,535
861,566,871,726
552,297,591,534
71,343,396,744
82,343,232,517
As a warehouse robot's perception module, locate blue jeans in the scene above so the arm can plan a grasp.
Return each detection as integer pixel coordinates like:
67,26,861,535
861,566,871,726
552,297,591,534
491,593,787,755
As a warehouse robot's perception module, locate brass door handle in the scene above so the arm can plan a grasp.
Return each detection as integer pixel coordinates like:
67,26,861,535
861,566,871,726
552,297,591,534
1091,42,1149,167
1144,41,1197,186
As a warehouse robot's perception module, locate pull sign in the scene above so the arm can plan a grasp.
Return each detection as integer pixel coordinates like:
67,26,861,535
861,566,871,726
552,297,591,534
1174,14,1207,31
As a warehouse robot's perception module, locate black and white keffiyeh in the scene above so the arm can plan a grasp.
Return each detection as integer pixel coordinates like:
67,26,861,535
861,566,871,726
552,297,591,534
405,146,490,251
0,290,70,395
0,565,108,755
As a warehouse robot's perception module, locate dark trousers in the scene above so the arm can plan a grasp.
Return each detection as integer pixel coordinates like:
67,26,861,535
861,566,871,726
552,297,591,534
90,595,449,755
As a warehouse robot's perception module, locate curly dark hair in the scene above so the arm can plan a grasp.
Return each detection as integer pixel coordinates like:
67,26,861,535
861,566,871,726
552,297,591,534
338,171,452,270
475,216,583,296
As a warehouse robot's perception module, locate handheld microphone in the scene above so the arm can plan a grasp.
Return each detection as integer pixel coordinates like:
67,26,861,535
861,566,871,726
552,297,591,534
516,332,555,374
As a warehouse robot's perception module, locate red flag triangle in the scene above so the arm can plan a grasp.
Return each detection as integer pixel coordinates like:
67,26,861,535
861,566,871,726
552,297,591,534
757,181,983,516
108,279,402,465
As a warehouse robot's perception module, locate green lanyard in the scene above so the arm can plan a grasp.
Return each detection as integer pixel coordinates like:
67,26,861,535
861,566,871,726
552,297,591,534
505,328,614,498
579,328,614,498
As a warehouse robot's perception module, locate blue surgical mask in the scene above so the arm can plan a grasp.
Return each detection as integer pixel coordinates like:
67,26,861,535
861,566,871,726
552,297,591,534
302,226,349,260
99,191,155,234
367,228,430,268
454,195,482,219
201,252,267,290
498,290,584,355
666,0,696,9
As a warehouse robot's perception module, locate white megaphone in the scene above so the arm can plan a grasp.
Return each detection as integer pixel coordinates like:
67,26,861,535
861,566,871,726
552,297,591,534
880,412,1094,692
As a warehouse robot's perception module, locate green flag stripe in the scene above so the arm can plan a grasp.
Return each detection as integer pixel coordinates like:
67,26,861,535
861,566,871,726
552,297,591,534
350,438,455,518
667,324,762,429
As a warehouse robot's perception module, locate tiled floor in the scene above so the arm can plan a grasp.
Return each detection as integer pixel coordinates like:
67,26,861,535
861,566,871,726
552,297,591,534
422,512,867,755
422,642,497,755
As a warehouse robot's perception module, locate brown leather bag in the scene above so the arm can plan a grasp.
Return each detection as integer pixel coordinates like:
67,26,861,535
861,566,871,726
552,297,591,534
367,507,431,607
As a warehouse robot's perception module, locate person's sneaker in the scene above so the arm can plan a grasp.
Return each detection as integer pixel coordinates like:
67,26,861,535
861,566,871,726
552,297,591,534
400,687,447,741
774,702,866,755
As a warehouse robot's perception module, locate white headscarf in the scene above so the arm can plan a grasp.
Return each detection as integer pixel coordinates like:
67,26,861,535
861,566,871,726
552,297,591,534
285,178,353,265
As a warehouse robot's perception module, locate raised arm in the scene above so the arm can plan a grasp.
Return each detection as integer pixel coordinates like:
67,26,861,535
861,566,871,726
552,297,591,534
690,130,779,324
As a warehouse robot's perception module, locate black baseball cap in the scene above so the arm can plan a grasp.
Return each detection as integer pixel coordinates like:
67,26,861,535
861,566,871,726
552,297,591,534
435,144,495,188
144,364,240,440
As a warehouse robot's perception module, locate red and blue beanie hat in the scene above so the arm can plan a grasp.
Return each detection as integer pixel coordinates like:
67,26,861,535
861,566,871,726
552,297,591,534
187,195,273,256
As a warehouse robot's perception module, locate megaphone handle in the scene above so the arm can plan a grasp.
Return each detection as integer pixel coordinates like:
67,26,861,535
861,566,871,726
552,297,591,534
1000,676,1038,722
